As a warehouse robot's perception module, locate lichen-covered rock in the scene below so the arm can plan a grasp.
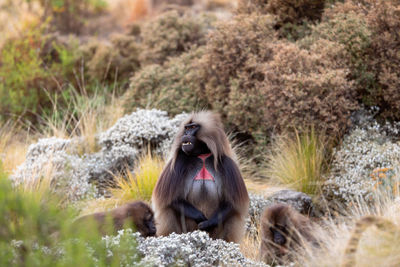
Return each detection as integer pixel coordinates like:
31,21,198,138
323,110,400,207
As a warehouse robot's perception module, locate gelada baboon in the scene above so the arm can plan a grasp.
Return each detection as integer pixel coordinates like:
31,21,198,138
260,203,318,264
341,215,399,267
74,201,156,237
152,111,249,243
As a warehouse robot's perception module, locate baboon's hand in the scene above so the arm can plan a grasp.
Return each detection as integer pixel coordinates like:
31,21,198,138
198,220,216,231
196,213,208,223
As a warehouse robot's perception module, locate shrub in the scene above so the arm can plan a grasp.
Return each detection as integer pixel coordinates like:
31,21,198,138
236,0,326,40
265,128,329,196
322,0,400,119
125,47,207,115
0,22,80,123
323,112,400,206
201,14,276,133
36,0,107,34
262,42,358,137
202,13,357,138
364,0,400,119
81,34,140,85
300,9,376,106
236,0,270,14
139,10,214,65
266,0,326,25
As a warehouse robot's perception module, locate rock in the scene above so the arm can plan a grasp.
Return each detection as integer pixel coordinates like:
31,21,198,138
270,190,313,215
246,193,273,237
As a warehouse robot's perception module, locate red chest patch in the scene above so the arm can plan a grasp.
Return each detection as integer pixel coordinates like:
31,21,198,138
194,153,214,181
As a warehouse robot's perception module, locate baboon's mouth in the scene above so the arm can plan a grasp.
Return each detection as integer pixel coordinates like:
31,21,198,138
182,141,192,146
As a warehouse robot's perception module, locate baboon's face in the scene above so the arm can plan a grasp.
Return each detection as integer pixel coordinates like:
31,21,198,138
181,123,209,155
131,204,156,237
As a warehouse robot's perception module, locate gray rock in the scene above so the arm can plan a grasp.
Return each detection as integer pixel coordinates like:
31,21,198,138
270,190,313,215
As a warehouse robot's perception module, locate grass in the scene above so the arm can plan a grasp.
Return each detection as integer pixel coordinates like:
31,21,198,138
112,152,164,202
0,121,32,174
43,87,124,154
265,127,330,196
79,152,164,216
297,190,400,267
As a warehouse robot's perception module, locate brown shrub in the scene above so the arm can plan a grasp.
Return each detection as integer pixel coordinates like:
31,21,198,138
262,42,358,136
365,0,400,119
200,14,276,132
125,47,207,115
139,10,214,65
236,0,270,14
321,0,400,119
201,13,357,137
237,0,326,22
298,11,374,98
266,0,326,24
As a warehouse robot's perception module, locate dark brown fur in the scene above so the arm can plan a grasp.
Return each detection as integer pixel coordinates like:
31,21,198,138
74,201,156,237
260,203,317,264
152,111,249,243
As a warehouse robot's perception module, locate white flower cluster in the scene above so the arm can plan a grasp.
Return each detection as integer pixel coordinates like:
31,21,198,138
11,109,187,201
100,109,187,157
324,115,400,205
133,230,268,267
11,137,97,201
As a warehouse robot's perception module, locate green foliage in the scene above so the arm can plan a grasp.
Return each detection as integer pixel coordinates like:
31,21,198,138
265,128,330,196
126,47,208,115
0,22,79,122
139,10,215,65
0,162,141,266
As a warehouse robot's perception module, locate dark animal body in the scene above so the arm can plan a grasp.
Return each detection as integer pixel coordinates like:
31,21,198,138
152,111,249,243
260,203,318,264
74,201,156,237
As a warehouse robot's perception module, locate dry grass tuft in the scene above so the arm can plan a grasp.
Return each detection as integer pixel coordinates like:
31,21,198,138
297,190,400,267
43,88,124,154
240,233,261,262
265,127,329,196
112,152,164,202
0,121,32,174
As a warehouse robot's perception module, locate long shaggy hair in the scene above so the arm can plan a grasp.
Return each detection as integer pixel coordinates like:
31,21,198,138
170,111,234,169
